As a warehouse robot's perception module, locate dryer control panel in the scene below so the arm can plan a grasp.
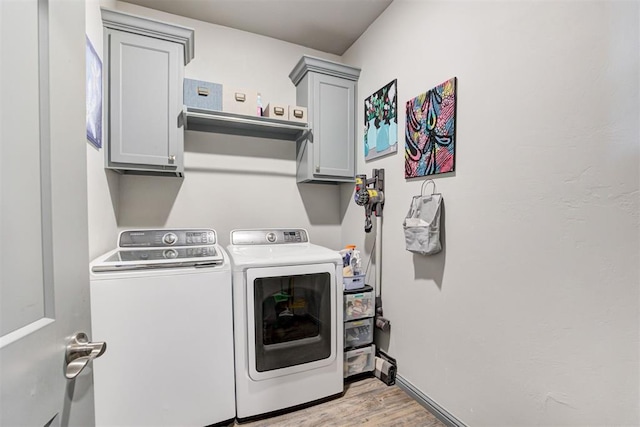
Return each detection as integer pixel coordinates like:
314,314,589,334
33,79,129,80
118,229,217,248
230,229,309,245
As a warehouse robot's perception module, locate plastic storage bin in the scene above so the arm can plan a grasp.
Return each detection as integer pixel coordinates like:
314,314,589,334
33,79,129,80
344,317,374,349
344,285,375,321
343,274,365,290
344,344,375,378
183,79,222,112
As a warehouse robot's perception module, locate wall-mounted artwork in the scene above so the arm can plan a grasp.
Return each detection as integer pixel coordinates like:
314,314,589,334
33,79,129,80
364,79,397,161
86,36,102,149
405,77,457,178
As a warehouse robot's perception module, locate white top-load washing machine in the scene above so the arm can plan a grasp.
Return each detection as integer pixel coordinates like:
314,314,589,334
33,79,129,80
227,229,344,420
90,229,235,427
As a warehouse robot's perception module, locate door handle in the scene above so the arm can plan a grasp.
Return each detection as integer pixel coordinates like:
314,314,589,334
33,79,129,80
65,332,106,379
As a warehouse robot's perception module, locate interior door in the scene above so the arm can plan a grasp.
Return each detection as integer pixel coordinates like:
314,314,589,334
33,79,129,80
0,0,95,425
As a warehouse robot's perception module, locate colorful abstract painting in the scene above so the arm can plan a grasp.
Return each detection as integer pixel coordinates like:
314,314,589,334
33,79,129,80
405,77,457,178
364,79,397,161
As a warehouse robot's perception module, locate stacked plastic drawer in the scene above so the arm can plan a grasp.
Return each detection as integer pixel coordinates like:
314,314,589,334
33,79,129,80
343,285,376,378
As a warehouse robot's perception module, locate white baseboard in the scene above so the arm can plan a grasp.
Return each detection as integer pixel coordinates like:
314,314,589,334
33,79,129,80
395,374,467,427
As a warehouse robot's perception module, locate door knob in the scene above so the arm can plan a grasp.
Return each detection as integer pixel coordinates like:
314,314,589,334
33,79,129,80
65,332,106,379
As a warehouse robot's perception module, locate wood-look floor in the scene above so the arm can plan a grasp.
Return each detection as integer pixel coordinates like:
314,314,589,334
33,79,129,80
233,377,446,427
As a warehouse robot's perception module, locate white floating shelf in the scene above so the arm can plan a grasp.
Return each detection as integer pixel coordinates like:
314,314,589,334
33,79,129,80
184,108,309,141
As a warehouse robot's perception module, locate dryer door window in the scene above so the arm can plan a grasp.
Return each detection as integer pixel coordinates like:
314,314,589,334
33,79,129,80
253,272,331,372
246,262,338,380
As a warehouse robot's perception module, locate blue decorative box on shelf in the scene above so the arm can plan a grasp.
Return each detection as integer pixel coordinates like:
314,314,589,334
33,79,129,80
184,78,223,112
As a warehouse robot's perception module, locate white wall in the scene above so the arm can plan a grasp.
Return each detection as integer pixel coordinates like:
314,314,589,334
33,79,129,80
342,1,639,426
98,1,346,250
84,0,639,425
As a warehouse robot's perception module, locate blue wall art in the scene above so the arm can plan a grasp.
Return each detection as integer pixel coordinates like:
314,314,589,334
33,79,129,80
86,36,102,149
364,79,397,161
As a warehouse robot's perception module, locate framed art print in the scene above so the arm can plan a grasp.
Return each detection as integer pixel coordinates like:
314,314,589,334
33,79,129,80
364,79,397,161
405,77,457,178
86,36,102,149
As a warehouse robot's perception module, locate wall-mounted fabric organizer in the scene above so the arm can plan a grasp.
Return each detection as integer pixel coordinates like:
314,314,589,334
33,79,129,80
403,179,443,255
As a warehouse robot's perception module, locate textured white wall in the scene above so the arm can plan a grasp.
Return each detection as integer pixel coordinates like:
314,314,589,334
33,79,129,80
106,1,344,249
85,0,639,424
341,1,639,426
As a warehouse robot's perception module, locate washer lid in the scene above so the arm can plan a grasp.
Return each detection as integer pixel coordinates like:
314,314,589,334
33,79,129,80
92,228,224,272
91,246,224,272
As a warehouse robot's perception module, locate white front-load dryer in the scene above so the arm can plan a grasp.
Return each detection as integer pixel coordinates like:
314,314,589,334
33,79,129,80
90,229,235,427
227,229,344,420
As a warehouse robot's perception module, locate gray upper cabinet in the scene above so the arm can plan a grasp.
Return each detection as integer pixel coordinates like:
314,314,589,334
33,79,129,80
101,8,194,177
290,56,361,184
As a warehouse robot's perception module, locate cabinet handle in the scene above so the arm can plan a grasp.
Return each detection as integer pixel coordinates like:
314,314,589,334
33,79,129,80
274,107,285,116
168,155,176,164
177,109,185,128
234,92,246,102
197,86,209,96
315,165,320,172
293,109,304,119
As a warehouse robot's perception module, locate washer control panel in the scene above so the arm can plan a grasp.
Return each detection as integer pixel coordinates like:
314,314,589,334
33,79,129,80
118,229,216,248
230,229,309,245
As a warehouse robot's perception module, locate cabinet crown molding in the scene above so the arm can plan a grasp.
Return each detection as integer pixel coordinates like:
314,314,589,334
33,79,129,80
289,55,361,86
101,7,195,65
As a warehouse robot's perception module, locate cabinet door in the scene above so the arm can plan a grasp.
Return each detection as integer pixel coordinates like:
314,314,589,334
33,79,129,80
312,73,355,179
108,30,182,168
